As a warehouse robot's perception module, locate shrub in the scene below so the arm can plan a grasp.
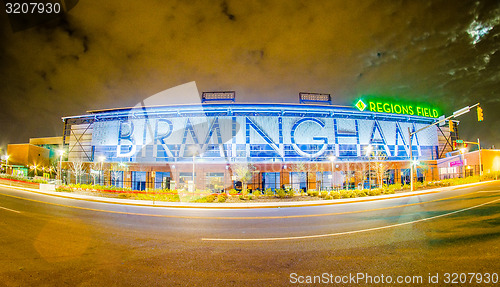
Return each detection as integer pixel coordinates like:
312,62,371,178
373,188,384,196
217,194,227,203
56,186,73,192
286,188,295,197
228,189,239,195
324,194,333,200
265,188,274,196
320,191,328,198
206,195,216,203
253,190,262,197
331,191,341,199
355,189,368,197
307,190,319,197
276,188,286,198
340,190,356,198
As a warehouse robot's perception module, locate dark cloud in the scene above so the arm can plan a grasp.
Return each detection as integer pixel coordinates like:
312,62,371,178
0,0,499,147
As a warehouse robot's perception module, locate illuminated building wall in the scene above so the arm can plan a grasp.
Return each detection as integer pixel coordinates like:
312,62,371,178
63,103,439,163
62,103,441,190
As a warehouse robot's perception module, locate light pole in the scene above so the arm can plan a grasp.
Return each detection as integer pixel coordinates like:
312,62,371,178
225,165,229,193
460,148,466,178
189,145,198,191
346,161,350,190
478,138,482,176
57,149,64,182
2,155,10,175
98,155,106,185
328,155,336,191
365,145,373,190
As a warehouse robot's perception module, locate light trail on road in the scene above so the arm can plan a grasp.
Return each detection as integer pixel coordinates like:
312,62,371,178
0,187,496,220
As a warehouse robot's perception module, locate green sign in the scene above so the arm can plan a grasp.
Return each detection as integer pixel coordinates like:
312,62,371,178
355,98,440,118
455,139,463,143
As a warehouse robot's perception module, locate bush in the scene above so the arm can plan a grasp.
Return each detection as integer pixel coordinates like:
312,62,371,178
355,189,368,197
276,188,286,198
206,195,216,203
217,194,227,202
370,188,384,196
307,190,319,197
265,188,274,196
320,191,328,198
0,174,48,184
331,191,341,199
56,186,73,192
338,190,356,198
286,188,295,197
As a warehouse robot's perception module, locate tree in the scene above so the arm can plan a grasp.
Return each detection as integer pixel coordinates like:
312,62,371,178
233,163,256,194
69,160,85,184
368,149,388,188
90,161,108,185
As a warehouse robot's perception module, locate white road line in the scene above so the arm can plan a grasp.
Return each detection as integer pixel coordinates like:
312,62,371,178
477,190,500,193
202,198,500,242
0,206,21,213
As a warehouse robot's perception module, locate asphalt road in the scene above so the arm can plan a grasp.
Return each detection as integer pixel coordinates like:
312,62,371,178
0,181,499,286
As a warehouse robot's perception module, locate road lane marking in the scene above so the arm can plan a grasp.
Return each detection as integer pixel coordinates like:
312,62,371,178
201,198,500,241
0,205,21,213
478,190,500,192
0,189,495,220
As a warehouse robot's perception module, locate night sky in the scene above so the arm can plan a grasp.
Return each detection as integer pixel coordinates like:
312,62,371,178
0,0,499,148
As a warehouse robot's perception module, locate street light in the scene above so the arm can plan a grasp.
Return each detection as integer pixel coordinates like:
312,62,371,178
478,138,483,177
365,145,373,190
460,148,467,178
189,145,198,191
2,155,10,175
57,149,64,182
98,155,106,185
328,155,336,190
31,164,39,177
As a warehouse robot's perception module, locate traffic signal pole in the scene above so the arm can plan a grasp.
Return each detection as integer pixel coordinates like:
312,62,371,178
408,103,480,191
478,138,482,176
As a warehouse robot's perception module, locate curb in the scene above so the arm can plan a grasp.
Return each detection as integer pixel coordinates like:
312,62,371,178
0,180,496,209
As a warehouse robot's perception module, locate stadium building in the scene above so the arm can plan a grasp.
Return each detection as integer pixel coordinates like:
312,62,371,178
61,92,453,192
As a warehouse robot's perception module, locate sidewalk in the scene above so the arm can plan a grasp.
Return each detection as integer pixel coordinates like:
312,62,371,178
0,181,494,209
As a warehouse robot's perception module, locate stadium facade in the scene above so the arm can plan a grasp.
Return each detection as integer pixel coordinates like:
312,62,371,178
62,100,449,192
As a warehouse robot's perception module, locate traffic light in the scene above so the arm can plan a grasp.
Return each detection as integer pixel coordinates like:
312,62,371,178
449,120,454,132
477,106,483,121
